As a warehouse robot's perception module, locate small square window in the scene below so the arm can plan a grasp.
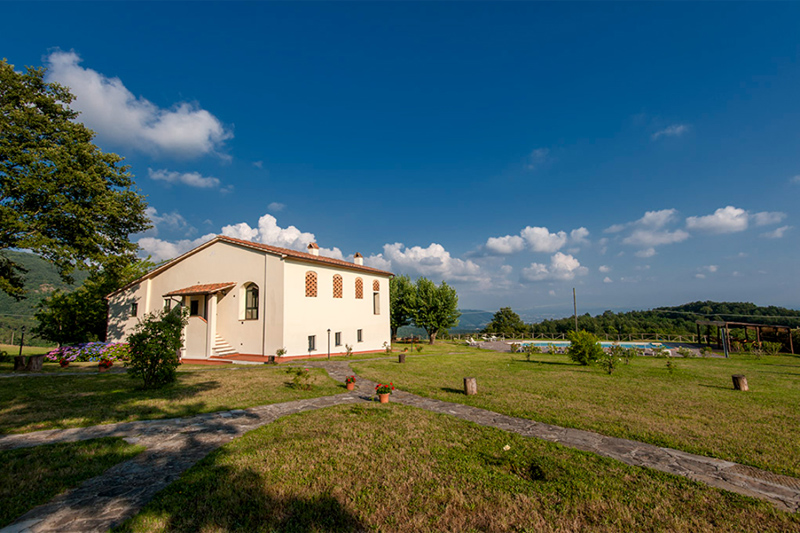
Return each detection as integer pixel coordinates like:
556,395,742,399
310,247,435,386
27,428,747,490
190,300,200,316
163,299,172,312
335,332,342,346
308,335,316,351
357,329,363,343
373,293,380,315
130,302,138,317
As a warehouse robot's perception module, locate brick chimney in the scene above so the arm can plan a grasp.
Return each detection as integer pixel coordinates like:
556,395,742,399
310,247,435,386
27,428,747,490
354,252,363,266
307,242,319,256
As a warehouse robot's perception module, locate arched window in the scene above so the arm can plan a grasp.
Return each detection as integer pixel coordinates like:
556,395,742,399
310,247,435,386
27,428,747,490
245,283,259,320
305,271,317,297
373,280,380,292
333,274,343,298
355,277,363,299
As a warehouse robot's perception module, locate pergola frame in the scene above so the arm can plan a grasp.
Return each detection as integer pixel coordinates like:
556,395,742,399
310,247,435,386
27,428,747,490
695,320,794,356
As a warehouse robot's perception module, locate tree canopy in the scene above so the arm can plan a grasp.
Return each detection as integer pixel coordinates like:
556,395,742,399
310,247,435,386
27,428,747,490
34,259,153,346
389,274,415,339
484,307,526,337
0,59,149,299
411,278,460,344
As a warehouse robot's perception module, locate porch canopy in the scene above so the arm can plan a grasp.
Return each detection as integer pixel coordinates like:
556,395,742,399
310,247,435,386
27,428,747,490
695,319,794,354
164,282,236,297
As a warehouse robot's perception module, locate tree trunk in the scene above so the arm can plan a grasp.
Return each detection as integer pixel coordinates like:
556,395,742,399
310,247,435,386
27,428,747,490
26,355,45,371
14,356,28,371
428,332,437,345
391,326,398,340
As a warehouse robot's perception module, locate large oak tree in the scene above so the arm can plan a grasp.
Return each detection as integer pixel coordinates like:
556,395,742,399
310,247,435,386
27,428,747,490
0,59,149,299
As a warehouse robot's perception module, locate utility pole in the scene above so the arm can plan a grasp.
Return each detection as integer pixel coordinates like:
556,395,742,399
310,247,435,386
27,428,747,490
573,288,578,332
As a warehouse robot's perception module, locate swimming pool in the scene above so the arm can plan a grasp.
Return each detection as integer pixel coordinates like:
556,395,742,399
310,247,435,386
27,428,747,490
518,341,671,350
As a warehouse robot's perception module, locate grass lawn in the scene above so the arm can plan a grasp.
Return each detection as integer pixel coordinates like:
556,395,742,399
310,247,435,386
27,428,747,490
0,361,107,373
352,345,800,478
0,366,343,435
0,437,144,528
116,404,799,533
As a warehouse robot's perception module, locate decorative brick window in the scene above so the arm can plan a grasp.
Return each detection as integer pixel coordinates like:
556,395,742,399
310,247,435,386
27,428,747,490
305,271,317,297
373,280,380,292
333,275,343,298
355,277,363,299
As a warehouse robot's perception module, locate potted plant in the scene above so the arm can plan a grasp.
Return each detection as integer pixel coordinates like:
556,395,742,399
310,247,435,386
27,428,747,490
345,375,356,391
59,357,70,368
98,358,113,372
375,382,395,403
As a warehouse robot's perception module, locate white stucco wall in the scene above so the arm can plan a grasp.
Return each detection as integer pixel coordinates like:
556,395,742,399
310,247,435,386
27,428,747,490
107,239,389,359
282,260,391,357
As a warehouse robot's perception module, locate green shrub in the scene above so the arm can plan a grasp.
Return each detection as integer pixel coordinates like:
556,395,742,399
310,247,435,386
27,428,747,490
126,308,187,389
524,343,541,361
598,351,619,374
676,347,695,358
761,341,782,356
566,331,603,366
415,344,423,353
286,367,312,390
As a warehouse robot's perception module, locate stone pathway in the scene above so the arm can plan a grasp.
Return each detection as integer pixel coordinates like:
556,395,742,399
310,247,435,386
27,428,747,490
2,360,798,532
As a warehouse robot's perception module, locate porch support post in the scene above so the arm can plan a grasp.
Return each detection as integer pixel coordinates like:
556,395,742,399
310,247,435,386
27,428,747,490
206,295,217,359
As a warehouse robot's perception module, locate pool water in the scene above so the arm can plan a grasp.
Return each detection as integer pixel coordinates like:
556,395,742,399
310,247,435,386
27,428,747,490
520,341,670,350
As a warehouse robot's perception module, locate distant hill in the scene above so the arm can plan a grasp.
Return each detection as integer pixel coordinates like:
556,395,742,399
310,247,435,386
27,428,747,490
0,251,87,346
533,301,800,337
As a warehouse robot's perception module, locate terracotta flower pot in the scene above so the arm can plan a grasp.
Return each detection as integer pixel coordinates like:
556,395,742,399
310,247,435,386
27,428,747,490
346,382,355,391
99,366,108,373
379,393,390,404
59,360,69,368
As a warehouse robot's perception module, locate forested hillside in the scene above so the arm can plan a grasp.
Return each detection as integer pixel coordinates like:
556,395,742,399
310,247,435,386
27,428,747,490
0,251,87,345
533,301,800,336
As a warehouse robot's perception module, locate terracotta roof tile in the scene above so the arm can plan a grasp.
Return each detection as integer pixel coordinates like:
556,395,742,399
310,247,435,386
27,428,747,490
164,282,236,296
216,236,394,276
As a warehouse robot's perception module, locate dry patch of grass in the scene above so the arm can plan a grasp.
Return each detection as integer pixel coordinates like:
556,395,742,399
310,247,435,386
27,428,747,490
116,404,799,532
0,437,144,528
0,366,342,434
353,349,800,478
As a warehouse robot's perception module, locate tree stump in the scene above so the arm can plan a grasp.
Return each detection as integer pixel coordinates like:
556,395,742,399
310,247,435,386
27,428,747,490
464,377,477,395
13,356,28,371
25,355,45,372
268,355,276,364
732,374,748,391
398,353,406,364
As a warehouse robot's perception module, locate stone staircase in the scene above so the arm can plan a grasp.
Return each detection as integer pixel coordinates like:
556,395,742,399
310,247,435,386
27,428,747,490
212,334,237,357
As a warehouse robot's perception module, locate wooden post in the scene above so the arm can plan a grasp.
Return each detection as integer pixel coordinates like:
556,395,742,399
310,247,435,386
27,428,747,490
789,328,794,354
696,323,700,345
398,353,406,363
463,377,477,395
732,374,748,391
13,356,27,371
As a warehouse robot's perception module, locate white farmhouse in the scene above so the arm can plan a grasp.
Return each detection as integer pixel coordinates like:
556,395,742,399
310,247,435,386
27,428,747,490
106,236,393,362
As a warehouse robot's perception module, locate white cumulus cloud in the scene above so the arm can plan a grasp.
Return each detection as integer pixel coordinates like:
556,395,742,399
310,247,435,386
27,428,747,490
598,265,611,273
520,252,588,282
603,276,613,283
760,225,792,239
752,211,786,227
635,248,657,258
366,243,485,283
148,168,221,188
685,206,749,234
484,225,584,255
45,50,232,158
652,124,689,140
137,213,344,262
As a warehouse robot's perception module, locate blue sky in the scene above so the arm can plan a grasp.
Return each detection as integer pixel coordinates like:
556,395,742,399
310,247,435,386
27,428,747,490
4,2,799,317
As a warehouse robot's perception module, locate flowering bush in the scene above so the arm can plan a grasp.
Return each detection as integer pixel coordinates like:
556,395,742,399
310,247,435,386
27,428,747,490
46,342,130,364
286,367,313,390
375,382,394,395
345,375,356,384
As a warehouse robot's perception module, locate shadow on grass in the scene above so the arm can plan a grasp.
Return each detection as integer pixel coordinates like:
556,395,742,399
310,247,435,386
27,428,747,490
440,387,464,395
0,375,223,434
115,449,365,532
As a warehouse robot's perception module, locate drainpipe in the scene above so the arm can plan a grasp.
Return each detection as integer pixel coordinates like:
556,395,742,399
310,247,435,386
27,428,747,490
327,329,331,360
